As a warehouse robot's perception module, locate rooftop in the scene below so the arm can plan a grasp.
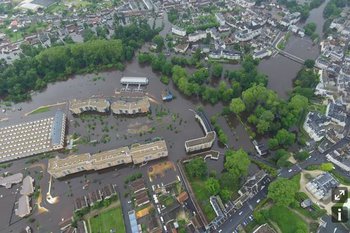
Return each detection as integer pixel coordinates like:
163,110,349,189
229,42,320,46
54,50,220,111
15,195,31,218
111,97,150,115
0,112,66,163
48,140,168,178
185,131,216,147
20,175,34,196
0,173,23,189
69,98,110,114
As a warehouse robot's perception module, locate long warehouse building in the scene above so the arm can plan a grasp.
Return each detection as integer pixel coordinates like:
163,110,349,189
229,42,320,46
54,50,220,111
48,140,168,178
0,111,66,163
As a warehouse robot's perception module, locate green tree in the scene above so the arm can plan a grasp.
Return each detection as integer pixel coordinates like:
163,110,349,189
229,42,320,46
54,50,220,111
219,172,239,191
185,158,208,179
205,177,220,195
275,129,296,148
304,59,315,68
304,22,317,36
320,163,334,171
211,63,223,78
152,35,164,52
230,98,246,115
268,178,298,206
268,138,279,150
219,189,232,203
294,151,309,161
224,149,251,176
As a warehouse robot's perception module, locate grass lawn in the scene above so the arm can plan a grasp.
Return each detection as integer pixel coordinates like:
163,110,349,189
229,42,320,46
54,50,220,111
29,106,50,115
88,206,125,233
269,206,308,233
290,173,301,190
190,178,216,222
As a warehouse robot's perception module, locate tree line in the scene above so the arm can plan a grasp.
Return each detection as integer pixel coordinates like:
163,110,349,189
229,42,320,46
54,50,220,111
0,20,158,102
138,52,268,105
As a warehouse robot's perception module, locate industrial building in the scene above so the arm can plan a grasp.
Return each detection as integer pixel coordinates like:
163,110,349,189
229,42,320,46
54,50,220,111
0,111,66,163
69,98,110,114
111,97,150,115
48,140,168,178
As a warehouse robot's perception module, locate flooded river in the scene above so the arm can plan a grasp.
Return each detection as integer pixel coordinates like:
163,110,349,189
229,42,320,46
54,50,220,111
0,4,329,232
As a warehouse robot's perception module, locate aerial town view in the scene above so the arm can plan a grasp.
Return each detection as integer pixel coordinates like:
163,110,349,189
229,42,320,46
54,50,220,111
1,0,350,232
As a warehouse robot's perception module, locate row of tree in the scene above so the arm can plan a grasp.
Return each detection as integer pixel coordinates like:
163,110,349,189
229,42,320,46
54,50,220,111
138,53,267,105
185,149,251,203
0,20,159,102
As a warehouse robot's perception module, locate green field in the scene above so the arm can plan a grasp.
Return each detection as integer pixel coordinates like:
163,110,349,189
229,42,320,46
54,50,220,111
29,106,50,115
89,206,125,233
190,179,216,222
269,206,308,233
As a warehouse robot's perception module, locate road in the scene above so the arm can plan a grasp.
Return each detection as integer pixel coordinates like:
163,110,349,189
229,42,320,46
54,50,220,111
217,186,268,233
217,177,271,233
215,117,350,232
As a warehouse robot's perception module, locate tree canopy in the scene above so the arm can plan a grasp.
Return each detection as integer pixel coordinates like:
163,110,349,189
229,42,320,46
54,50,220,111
268,178,298,206
185,158,208,179
224,149,251,177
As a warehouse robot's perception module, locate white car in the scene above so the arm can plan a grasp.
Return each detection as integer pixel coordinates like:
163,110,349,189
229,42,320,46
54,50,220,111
239,211,243,215
288,169,293,172
256,199,261,203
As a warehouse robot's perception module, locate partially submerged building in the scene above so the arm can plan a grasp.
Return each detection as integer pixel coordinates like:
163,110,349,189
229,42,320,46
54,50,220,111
111,97,150,115
69,98,110,114
15,195,32,218
20,176,34,196
48,140,168,178
185,111,216,153
0,111,66,163
0,173,23,189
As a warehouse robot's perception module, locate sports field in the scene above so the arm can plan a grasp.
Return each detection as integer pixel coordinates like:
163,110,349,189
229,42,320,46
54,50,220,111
88,206,125,233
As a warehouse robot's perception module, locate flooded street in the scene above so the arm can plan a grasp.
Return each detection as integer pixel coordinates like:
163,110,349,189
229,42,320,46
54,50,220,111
0,3,330,232
305,0,331,38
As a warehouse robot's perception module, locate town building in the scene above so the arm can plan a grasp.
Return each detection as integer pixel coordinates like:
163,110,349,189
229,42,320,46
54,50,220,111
172,25,186,37
300,199,312,208
69,98,110,114
280,12,301,27
305,172,339,200
215,13,226,26
253,49,272,60
235,25,262,42
252,224,276,233
128,210,140,233
303,112,331,142
174,42,189,53
208,49,241,60
326,102,347,127
130,178,147,193
188,30,207,42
